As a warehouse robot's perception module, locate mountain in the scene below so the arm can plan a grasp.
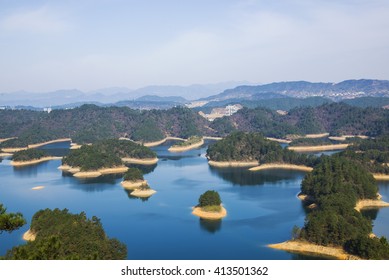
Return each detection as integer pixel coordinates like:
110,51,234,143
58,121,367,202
203,79,389,102
135,95,187,103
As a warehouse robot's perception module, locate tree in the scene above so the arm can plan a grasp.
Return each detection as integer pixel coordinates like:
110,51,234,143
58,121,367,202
199,190,222,207
0,204,26,233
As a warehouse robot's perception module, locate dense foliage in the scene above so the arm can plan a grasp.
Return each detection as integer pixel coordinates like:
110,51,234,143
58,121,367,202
289,137,334,147
199,190,222,207
207,132,319,167
298,155,389,259
123,168,144,181
62,139,156,171
0,204,26,234
5,208,127,260
12,149,48,161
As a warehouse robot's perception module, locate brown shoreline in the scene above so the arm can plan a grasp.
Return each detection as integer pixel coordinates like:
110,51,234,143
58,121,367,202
288,143,350,152
11,156,62,167
130,189,157,198
122,157,158,165
121,180,148,190
249,163,313,172
27,138,72,149
265,137,291,144
168,139,204,152
58,165,128,178
208,160,258,168
373,173,389,181
192,206,227,220
143,136,186,147
0,137,17,143
22,229,36,242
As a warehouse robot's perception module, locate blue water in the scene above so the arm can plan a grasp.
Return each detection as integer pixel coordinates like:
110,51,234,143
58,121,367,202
0,140,387,259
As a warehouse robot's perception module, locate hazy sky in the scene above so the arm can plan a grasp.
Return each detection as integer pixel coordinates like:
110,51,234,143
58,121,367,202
0,0,388,92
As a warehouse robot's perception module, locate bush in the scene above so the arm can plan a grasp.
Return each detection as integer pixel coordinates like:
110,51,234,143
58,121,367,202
123,168,144,181
199,190,222,207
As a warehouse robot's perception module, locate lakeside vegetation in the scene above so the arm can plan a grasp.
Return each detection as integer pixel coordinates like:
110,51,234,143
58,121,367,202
4,208,127,260
12,149,48,162
123,168,144,181
198,190,222,212
62,139,156,171
296,156,389,259
0,204,26,234
171,136,202,147
207,132,319,167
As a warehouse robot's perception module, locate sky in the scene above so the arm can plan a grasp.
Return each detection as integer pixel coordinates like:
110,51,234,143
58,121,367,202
0,0,388,92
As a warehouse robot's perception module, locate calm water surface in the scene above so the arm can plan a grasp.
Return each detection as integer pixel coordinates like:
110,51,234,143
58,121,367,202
0,141,388,259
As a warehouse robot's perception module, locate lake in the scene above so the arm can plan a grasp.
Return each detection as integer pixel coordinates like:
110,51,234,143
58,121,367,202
0,140,388,259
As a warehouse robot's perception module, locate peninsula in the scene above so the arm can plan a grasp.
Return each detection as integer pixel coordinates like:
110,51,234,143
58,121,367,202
168,136,204,152
10,149,61,167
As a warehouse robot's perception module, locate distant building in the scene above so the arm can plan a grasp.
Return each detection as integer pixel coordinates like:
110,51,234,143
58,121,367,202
199,104,243,121
43,107,52,113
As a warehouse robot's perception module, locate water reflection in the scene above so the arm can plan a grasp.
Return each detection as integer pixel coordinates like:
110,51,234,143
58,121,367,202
199,218,222,234
62,172,121,192
209,166,307,186
125,164,157,175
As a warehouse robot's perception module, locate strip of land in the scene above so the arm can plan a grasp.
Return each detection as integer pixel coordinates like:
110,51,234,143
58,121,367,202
142,136,186,147
372,173,389,180
268,240,360,260
11,156,62,167
168,139,204,152
355,198,389,211
59,165,128,178
122,157,158,165
208,160,259,168
265,137,291,144
329,135,369,141
192,206,227,220
0,152,13,157
203,136,223,140
287,143,350,152
27,138,72,149
0,137,17,143
249,163,313,172
1,147,27,153
70,143,82,149
130,189,157,198
32,186,45,190
304,133,330,139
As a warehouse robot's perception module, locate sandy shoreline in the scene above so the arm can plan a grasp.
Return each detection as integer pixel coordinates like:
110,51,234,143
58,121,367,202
121,180,148,190
268,240,359,260
304,133,330,139
22,229,36,242
59,165,128,178
1,147,27,153
0,137,17,143
373,173,389,180
130,189,157,198
0,152,13,157
329,135,369,141
70,143,82,149
143,136,186,147
208,160,258,168
288,143,350,152
265,137,291,144
27,138,72,149
192,206,227,220
168,139,204,152
32,186,45,190
122,157,158,165
355,198,389,211
249,163,313,172
11,156,62,167
203,136,223,140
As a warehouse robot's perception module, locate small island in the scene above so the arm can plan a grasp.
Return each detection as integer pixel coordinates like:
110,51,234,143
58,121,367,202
60,139,157,178
207,132,319,169
192,190,227,220
120,168,157,198
10,149,61,167
168,136,204,152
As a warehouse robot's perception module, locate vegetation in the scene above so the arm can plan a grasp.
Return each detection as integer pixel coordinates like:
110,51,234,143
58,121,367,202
289,137,334,147
207,132,319,167
62,139,156,171
4,208,127,260
123,168,144,181
0,204,26,234
296,155,389,259
199,190,222,208
172,136,202,147
12,149,48,161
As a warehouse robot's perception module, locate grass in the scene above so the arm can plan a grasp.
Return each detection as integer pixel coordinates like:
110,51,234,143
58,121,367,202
201,205,222,213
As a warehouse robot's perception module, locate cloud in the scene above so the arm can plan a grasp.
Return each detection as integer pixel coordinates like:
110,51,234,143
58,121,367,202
1,6,71,33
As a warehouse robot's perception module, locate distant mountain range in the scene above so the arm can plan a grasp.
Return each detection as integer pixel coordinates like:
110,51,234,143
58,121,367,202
1,79,389,109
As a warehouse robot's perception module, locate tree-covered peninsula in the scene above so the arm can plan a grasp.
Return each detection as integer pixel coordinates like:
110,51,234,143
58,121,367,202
4,208,127,260
12,149,48,162
206,132,319,167
61,139,157,176
292,156,389,259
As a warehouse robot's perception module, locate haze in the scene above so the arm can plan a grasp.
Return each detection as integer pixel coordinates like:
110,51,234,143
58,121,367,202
1,0,388,93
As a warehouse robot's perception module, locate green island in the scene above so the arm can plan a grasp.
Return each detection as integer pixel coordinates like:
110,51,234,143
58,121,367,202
121,168,156,198
206,132,319,168
3,208,127,260
10,149,60,166
192,190,227,220
60,139,157,178
270,155,389,259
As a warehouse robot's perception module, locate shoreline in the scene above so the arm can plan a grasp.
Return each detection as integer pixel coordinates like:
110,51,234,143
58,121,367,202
203,136,223,141
1,147,27,153
0,152,13,157
355,198,389,211
22,229,36,242
249,163,313,172
288,143,350,152
373,173,389,180
268,240,360,260
265,137,291,144
304,133,330,139
11,156,62,167
27,138,72,149
0,137,17,143
130,188,157,198
168,139,204,152
121,180,148,190
59,165,128,178
208,160,258,168
192,206,227,220
122,157,158,165
143,136,186,147
329,135,369,141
